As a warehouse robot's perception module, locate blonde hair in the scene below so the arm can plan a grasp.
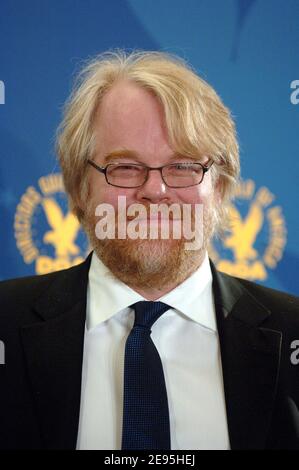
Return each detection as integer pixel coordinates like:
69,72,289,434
56,49,240,233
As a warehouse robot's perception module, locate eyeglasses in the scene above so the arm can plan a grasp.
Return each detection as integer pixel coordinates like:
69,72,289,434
87,159,214,188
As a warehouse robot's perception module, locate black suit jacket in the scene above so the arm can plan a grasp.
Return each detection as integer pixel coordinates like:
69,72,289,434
0,253,298,449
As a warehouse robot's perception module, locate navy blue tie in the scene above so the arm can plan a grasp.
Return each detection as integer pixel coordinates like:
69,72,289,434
121,301,171,450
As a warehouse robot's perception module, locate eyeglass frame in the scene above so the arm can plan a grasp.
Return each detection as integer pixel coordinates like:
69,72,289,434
87,158,214,189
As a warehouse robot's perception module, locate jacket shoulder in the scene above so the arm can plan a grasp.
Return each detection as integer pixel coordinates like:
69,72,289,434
0,268,71,305
234,276,299,314
0,255,91,326
214,268,299,337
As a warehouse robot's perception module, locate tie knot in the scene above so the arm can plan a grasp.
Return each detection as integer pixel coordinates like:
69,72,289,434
131,301,170,329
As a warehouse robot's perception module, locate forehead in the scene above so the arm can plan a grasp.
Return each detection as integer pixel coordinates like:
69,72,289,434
93,80,171,156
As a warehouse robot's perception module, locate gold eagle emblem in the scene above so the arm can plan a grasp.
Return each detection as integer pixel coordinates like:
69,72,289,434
42,197,80,258
223,198,264,263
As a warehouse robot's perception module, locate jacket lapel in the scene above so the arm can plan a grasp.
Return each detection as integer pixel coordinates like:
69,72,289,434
20,254,92,449
211,265,282,449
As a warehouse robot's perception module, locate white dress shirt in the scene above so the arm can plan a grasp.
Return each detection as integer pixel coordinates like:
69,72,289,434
76,252,230,450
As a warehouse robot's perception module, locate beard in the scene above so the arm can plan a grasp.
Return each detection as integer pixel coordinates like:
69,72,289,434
83,200,216,292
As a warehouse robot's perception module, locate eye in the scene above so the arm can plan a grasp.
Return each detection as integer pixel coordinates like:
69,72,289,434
108,164,144,176
167,163,202,174
174,163,191,170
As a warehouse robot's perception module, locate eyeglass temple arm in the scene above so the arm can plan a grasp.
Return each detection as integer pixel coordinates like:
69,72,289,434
87,159,106,173
203,159,214,171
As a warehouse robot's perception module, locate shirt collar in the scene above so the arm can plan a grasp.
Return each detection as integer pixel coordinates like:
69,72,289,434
159,252,216,331
87,251,216,332
87,252,144,330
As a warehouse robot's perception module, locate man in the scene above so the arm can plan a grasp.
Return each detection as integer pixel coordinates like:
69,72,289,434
0,50,298,450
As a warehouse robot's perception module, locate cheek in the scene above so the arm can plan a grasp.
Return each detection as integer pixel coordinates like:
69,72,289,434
89,180,136,209
177,183,214,206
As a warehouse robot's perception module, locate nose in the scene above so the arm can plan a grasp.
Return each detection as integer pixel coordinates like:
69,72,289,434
136,168,169,203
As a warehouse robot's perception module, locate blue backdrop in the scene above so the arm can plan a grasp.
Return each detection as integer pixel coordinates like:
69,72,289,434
0,0,298,295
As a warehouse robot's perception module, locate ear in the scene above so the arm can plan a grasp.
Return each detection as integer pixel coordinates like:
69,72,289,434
214,177,223,204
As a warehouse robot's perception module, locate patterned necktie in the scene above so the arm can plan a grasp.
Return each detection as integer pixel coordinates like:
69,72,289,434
121,301,171,450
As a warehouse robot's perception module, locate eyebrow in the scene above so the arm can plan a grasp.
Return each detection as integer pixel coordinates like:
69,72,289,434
102,149,200,164
103,149,139,163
